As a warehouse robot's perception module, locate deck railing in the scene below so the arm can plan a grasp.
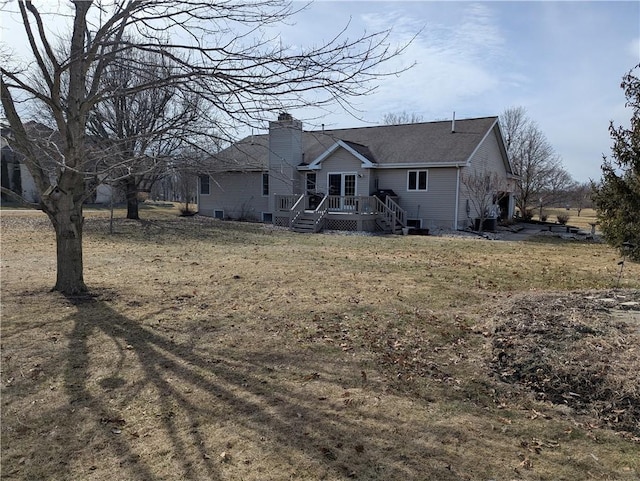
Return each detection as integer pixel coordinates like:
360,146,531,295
276,194,301,211
275,194,407,231
326,195,378,213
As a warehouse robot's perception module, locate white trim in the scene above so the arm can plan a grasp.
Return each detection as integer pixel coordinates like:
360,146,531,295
494,120,517,175
327,171,358,196
465,117,499,167
306,140,376,169
374,162,465,169
406,170,428,192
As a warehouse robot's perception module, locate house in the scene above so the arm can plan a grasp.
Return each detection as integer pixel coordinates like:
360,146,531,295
198,114,517,233
1,121,113,204
1,123,40,203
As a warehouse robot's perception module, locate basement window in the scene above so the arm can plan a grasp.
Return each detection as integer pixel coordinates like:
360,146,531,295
214,210,224,219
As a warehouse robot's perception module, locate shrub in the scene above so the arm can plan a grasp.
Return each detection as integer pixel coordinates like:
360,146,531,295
523,209,534,221
540,213,548,222
179,204,196,216
557,213,570,225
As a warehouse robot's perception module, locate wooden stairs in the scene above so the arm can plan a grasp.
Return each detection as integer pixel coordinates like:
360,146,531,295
291,211,326,233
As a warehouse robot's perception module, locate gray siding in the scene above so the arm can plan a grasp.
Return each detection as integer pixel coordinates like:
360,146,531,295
199,172,268,221
457,126,512,228
314,149,371,195
375,167,459,229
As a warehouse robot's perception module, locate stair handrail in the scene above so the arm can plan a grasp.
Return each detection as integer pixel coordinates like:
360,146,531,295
386,196,406,227
312,195,329,232
289,194,306,227
374,196,392,221
372,196,391,232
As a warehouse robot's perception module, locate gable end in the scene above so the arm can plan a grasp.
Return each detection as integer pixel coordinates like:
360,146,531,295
302,139,376,171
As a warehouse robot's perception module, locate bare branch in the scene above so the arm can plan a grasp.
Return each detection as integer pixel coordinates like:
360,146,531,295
0,185,41,209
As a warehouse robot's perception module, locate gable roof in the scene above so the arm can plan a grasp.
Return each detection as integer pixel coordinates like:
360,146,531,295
209,116,511,173
306,139,376,169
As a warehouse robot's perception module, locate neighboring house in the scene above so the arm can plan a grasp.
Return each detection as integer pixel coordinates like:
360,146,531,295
198,113,517,233
1,124,40,203
1,121,112,204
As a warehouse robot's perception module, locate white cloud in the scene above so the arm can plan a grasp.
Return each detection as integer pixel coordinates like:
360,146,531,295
352,3,508,122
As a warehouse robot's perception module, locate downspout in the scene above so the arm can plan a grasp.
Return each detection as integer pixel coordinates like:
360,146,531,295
196,176,201,214
454,166,460,230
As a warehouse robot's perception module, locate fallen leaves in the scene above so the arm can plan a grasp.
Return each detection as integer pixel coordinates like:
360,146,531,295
491,291,640,436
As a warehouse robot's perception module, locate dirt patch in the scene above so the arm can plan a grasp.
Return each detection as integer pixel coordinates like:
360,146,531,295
491,289,640,438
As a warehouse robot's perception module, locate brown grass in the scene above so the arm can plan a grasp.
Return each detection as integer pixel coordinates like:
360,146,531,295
535,207,599,231
1,207,639,481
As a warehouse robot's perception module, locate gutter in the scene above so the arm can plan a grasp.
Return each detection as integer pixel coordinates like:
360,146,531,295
373,161,466,169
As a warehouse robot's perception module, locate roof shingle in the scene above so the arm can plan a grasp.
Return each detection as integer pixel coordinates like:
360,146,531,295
210,116,501,171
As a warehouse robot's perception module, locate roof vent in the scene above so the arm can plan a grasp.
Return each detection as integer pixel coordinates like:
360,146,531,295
451,111,456,133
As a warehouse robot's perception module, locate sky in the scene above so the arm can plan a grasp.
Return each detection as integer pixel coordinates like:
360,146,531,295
2,1,639,182
278,1,640,183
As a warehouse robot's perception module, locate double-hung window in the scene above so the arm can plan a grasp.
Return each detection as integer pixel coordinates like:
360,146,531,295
407,170,428,191
262,173,269,196
199,175,210,195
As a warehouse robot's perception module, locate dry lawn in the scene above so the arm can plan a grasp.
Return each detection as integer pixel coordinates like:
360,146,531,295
535,207,599,231
1,206,639,481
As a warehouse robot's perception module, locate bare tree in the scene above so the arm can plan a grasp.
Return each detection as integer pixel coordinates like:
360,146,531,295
86,44,210,219
570,181,593,216
382,111,424,124
500,107,572,216
461,170,507,233
1,0,411,294
543,167,574,208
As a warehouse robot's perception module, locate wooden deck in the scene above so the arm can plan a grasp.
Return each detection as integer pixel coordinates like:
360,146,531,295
274,194,406,233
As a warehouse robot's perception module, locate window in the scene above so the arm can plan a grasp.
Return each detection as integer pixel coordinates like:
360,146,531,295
262,212,273,223
306,172,317,193
214,210,224,219
262,173,269,196
199,175,210,195
407,170,428,191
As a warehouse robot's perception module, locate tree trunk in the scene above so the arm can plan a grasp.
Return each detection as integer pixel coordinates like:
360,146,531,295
45,194,87,295
125,178,139,220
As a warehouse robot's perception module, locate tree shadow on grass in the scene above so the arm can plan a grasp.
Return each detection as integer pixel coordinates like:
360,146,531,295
44,294,458,481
